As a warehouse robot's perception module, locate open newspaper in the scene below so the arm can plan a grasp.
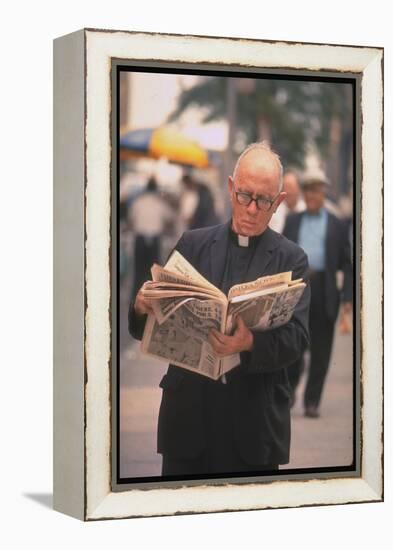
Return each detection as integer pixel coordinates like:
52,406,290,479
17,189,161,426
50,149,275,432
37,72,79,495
141,250,306,380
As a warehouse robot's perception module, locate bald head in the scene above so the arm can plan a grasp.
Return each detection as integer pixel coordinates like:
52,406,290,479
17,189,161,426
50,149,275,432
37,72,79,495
233,142,283,194
228,142,286,236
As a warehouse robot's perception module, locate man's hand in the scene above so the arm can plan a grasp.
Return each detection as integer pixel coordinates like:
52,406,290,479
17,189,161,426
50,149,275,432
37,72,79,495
133,282,154,317
208,316,253,357
338,301,352,334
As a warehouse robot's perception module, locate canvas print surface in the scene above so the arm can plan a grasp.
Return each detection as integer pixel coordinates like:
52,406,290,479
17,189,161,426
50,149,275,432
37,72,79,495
116,66,355,483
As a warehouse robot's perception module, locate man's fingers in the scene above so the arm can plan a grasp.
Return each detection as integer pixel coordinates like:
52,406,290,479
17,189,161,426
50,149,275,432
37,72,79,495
134,287,154,316
208,330,223,347
144,303,154,314
234,315,247,334
235,315,253,351
208,331,229,356
210,329,228,344
208,336,221,354
235,315,245,328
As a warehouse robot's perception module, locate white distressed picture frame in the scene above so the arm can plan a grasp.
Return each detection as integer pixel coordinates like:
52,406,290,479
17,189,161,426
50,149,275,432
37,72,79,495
53,28,383,521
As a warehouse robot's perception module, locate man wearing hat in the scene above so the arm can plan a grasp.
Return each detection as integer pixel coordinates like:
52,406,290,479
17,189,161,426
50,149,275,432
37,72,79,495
283,170,352,418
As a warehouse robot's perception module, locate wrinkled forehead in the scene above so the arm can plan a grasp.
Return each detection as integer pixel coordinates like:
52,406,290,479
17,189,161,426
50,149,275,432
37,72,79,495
235,150,281,194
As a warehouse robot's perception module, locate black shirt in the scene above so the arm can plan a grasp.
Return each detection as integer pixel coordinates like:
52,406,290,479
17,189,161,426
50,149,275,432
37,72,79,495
221,225,263,295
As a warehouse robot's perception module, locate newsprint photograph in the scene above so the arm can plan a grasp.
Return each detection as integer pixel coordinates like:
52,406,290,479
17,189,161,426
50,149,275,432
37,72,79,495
116,65,357,484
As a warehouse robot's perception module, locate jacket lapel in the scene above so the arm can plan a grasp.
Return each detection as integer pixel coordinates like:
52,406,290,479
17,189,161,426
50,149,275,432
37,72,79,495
208,223,282,290
208,222,231,288
292,213,302,243
245,227,281,283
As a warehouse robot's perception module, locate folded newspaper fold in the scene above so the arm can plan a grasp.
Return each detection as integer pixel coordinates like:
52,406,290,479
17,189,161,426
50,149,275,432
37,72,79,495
141,251,306,380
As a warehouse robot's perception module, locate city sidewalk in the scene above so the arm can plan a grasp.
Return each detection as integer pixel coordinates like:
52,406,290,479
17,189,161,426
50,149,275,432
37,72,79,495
288,328,353,469
119,320,354,478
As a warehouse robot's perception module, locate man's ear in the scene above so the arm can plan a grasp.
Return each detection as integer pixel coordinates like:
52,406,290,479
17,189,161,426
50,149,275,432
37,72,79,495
273,192,287,212
228,175,234,193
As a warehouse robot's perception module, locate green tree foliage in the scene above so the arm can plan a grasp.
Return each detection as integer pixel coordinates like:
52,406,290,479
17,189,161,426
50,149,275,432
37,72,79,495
168,76,353,180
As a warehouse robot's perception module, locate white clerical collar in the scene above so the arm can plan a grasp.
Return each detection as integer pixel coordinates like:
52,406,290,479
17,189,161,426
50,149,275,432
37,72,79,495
238,234,249,247
229,224,264,248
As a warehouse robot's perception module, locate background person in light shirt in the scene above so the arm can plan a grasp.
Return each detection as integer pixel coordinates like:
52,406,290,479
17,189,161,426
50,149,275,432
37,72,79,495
128,176,173,300
283,170,353,418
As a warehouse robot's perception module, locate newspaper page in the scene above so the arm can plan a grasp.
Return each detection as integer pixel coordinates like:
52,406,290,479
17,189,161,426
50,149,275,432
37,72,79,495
151,263,211,290
143,289,220,300
141,252,305,378
226,294,276,333
228,271,292,300
220,353,241,376
141,298,226,379
266,284,306,329
144,280,220,298
150,296,192,324
226,283,306,333
165,250,223,295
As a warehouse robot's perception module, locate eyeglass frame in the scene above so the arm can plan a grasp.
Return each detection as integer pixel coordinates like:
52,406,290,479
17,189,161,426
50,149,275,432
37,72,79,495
232,185,281,212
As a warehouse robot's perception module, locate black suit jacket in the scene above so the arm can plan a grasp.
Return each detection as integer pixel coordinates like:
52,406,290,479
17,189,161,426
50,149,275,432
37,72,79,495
129,222,310,465
283,211,352,321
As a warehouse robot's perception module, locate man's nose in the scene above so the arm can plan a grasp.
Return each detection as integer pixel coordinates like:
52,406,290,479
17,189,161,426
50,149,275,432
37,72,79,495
247,199,258,214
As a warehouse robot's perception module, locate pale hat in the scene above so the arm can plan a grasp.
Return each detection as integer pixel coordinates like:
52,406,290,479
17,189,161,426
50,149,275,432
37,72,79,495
301,167,330,187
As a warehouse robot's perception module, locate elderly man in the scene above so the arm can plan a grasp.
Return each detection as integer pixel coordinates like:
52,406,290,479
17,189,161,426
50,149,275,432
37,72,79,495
283,171,352,418
129,142,310,477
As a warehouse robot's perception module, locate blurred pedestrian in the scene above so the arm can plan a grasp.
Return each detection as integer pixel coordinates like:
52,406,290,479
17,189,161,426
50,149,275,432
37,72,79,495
283,169,352,418
338,194,354,334
180,172,219,230
269,170,305,233
128,176,172,299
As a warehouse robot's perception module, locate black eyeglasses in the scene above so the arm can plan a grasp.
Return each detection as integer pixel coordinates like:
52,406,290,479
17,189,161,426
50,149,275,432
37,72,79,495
233,186,279,212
